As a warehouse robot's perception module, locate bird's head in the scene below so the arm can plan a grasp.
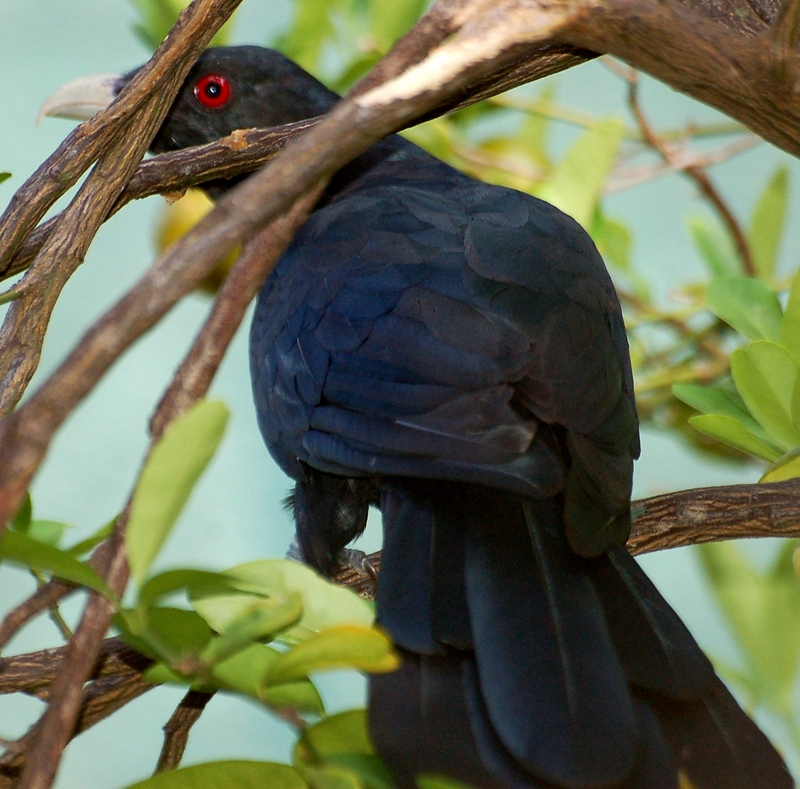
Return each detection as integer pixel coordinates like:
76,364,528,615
39,45,340,152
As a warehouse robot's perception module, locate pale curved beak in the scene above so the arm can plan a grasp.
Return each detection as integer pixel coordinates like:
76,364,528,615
37,73,122,125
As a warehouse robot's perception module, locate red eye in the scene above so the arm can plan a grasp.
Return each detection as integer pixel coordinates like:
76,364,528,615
194,74,231,109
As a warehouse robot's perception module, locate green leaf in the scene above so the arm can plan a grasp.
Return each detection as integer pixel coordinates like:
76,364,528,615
130,0,233,50
0,531,114,598
11,493,32,532
749,166,788,278
761,446,800,482
368,0,427,50
122,760,307,789
698,541,800,715
191,559,374,645
138,568,242,608
591,212,632,275
417,778,476,789
275,0,336,70
264,625,397,686
297,710,375,763
688,415,781,461
115,606,212,664
517,84,556,170
66,517,115,557
210,642,324,712
688,216,742,277
0,173,11,185
126,399,229,585
296,710,394,789
201,594,304,665
780,265,800,360
673,382,763,431
260,680,324,714
26,520,70,547
731,341,800,450
706,278,783,342
299,767,361,789
537,118,624,227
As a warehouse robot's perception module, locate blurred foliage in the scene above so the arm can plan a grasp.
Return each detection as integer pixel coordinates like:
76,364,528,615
2,400,398,787
3,0,800,785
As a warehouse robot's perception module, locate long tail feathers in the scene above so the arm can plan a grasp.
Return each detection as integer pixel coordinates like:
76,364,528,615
368,484,793,788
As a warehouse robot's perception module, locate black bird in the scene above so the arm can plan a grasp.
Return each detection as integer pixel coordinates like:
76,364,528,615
44,47,793,788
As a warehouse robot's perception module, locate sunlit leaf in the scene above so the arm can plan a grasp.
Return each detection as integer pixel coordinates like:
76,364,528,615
672,382,771,442
211,643,324,712
155,190,239,294
698,541,800,715
201,594,304,665
761,446,800,483
673,382,744,419
688,415,781,461
191,559,374,645
264,625,397,686
706,278,783,342
126,399,229,585
731,341,800,450
0,531,113,598
749,166,788,278
537,118,624,227
122,760,307,789
138,568,243,608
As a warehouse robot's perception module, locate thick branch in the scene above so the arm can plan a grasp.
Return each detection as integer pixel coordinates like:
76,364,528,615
627,476,800,553
560,0,800,158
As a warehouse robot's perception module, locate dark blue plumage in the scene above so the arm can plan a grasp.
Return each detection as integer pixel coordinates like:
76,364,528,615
115,46,791,788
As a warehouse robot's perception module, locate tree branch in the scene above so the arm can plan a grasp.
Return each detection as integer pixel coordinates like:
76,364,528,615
0,0,247,417
155,690,214,774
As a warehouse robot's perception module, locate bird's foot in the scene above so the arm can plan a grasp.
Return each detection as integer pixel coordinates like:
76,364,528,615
285,539,378,593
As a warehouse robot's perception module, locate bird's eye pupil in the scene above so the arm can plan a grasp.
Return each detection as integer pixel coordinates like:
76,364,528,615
194,74,231,109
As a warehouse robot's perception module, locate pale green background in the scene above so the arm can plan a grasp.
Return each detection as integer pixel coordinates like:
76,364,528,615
1,1,798,786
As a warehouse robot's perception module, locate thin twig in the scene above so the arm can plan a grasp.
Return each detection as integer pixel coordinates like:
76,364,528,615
0,637,152,696
0,581,76,653
0,536,117,652
155,690,215,774
624,73,757,276
607,135,758,194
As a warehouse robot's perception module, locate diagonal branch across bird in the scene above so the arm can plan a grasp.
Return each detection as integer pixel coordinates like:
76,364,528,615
42,46,793,789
